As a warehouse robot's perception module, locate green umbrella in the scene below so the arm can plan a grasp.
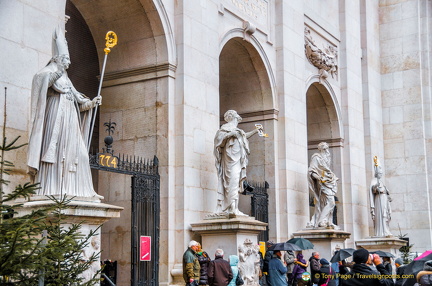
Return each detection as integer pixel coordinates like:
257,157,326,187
286,238,314,250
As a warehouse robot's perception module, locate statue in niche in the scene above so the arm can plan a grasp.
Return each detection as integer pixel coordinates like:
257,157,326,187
211,110,262,217
307,142,339,228
238,239,261,286
370,156,392,237
27,26,102,200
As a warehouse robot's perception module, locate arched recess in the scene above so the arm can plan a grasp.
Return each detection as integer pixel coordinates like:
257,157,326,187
305,76,344,225
67,1,170,285
219,35,276,215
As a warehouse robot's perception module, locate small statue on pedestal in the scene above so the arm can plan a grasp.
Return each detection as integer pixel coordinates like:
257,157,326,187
370,156,392,237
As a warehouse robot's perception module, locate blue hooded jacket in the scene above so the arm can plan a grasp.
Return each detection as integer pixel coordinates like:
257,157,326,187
228,255,240,286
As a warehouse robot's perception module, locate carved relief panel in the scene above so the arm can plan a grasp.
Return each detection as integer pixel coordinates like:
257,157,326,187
304,24,339,84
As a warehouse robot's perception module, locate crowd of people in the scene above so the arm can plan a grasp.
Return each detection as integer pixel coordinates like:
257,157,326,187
183,240,432,286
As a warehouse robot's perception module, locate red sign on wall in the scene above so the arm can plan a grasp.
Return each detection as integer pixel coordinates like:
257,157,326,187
140,236,151,261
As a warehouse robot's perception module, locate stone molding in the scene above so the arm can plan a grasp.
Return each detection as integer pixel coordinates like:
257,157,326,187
191,216,267,235
220,109,279,124
308,138,344,149
15,198,123,225
355,237,407,249
293,228,351,240
101,62,176,87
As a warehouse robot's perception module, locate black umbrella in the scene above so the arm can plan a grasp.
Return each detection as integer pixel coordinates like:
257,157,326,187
286,238,314,250
268,242,302,252
330,248,356,263
401,251,432,286
371,250,395,258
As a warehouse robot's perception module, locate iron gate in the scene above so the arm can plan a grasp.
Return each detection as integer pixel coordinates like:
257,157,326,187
90,152,160,286
245,181,269,242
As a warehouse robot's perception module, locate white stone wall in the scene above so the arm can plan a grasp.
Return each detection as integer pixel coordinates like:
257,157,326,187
2,0,432,284
0,0,67,189
380,0,432,252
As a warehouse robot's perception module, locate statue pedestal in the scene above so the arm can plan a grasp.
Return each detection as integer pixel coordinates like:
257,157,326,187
15,198,123,283
293,228,351,260
356,236,407,257
191,215,267,259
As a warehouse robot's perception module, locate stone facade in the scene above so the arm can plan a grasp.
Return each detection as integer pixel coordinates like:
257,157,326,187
1,0,432,285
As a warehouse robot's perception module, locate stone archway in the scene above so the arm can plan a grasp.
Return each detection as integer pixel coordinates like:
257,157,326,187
306,81,343,225
219,37,275,216
67,0,171,285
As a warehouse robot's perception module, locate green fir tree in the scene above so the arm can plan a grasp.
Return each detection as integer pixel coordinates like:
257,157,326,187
0,135,50,284
398,224,414,264
26,196,102,286
0,134,101,285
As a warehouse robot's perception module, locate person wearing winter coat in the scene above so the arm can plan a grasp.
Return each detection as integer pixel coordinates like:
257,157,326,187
416,260,432,286
263,240,276,284
267,250,288,286
208,249,233,286
291,253,309,286
284,250,296,283
382,257,393,275
183,240,201,285
318,258,336,286
228,255,240,286
309,252,321,286
196,243,212,285
395,258,406,286
340,248,393,286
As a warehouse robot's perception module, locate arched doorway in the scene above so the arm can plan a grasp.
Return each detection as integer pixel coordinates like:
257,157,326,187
219,36,275,221
67,0,170,284
306,80,343,226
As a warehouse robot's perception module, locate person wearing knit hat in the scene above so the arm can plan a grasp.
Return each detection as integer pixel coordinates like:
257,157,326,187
318,258,336,286
341,248,394,286
352,248,369,264
394,258,406,286
262,240,275,282
416,260,432,286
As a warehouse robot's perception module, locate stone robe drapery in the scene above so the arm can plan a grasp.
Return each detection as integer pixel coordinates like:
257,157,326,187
308,152,338,228
370,178,392,237
238,243,260,285
214,123,250,213
27,62,100,199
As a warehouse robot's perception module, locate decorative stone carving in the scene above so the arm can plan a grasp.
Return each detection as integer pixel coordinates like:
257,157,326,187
304,27,338,83
370,156,392,237
243,21,256,42
307,142,339,229
27,27,102,200
81,236,101,283
209,110,262,217
238,238,261,286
